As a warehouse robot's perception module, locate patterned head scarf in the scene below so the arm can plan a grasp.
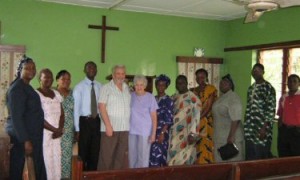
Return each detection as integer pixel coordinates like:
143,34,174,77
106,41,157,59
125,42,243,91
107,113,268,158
155,74,171,87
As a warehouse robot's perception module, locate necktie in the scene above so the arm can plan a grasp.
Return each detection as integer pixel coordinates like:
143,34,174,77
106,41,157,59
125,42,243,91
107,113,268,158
91,82,97,118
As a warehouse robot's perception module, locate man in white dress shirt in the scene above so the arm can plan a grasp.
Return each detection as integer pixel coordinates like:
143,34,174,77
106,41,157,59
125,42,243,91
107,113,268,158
73,61,102,171
97,65,131,170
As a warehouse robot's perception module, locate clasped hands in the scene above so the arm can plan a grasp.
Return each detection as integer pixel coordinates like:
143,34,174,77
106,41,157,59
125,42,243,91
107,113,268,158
52,127,63,139
187,133,200,145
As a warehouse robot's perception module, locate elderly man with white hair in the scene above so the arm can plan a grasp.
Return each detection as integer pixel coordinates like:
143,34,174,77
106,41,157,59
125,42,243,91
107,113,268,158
97,65,131,170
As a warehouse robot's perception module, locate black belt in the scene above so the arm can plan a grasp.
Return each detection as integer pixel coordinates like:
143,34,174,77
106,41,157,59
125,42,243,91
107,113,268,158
80,115,99,120
282,124,300,129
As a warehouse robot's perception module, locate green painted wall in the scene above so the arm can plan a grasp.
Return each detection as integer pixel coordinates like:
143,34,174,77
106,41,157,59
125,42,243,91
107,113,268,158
224,7,300,156
226,7,300,47
2,0,300,158
0,0,227,95
224,6,300,95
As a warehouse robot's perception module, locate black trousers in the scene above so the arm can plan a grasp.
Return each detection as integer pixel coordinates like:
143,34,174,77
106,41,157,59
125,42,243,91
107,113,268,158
79,116,101,171
9,135,47,180
245,140,272,160
278,124,300,157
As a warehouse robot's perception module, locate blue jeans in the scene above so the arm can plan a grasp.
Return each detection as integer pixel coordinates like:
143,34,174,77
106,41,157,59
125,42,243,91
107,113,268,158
245,140,272,160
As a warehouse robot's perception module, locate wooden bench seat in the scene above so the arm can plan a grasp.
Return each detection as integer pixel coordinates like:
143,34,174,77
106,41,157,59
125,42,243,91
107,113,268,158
81,163,234,180
233,157,300,180
72,156,300,180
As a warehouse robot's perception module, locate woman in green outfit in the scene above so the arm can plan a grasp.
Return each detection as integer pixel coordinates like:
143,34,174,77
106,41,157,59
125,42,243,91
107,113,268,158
56,70,74,179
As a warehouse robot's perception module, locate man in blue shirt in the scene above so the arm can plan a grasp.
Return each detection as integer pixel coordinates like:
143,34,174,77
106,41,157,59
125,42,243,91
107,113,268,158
73,61,102,170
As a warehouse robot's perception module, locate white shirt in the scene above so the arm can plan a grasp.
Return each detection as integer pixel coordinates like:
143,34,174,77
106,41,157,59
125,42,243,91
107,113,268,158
73,77,102,131
99,80,131,132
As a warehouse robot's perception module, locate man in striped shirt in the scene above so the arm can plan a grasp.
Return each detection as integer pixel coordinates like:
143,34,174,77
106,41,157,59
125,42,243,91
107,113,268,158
244,63,276,160
97,65,131,170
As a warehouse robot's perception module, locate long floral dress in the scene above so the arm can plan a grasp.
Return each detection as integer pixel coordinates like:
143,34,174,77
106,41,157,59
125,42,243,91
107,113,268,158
149,95,173,167
36,89,62,180
167,91,201,166
60,90,74,179
191,84,217,164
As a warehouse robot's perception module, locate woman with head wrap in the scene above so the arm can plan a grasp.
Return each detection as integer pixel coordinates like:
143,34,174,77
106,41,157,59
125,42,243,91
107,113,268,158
149,74,174,167
212,74,244,162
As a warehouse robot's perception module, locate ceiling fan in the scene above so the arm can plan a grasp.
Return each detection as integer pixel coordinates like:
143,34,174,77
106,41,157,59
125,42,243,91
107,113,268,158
228,0,300,23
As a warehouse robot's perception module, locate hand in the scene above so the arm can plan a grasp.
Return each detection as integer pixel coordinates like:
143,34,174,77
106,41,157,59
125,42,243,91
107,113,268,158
24,141,33,156
52,132,60,139
149,134,155,143
75,132,80,142
157,133,165,144
187,133,198,145
258,127,267,140
52,128,63,139
227,136,235,144
106,125,113,137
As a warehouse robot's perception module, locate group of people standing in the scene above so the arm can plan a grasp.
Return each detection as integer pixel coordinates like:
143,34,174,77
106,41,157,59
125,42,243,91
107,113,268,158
6,56,74,179
5,55,300,179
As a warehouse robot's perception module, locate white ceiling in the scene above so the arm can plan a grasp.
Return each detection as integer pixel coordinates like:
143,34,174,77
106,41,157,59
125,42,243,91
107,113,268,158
40,0,300,21
40,0,250,21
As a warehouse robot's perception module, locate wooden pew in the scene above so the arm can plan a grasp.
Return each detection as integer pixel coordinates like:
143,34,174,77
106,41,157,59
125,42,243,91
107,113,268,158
0,135,10,180
72,156,83,180
233,156,300,180
72,156,300,180
82,164,234,180
72,156,235,180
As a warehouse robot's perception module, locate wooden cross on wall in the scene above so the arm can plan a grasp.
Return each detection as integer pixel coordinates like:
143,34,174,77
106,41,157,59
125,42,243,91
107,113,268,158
88,16,119,63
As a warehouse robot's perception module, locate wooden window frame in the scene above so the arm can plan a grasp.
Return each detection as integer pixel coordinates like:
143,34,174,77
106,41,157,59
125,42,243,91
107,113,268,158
257,45,300,96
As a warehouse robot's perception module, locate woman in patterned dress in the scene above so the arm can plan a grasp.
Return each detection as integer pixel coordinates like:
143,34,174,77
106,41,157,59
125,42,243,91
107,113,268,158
168,75,202,166
190,68,217,164
149,74,174,167
56,70,74,179
37,68,64,180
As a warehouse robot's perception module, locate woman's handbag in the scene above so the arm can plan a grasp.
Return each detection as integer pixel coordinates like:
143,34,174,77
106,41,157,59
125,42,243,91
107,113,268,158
23,156,36,180
217,143,239,160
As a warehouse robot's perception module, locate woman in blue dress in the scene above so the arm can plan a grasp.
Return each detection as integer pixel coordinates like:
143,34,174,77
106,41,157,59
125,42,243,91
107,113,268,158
149,74,174,167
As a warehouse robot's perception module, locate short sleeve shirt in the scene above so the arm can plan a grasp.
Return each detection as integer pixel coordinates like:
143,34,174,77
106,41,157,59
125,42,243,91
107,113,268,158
212,90,244,143
99,80,131,132
130,92,158,136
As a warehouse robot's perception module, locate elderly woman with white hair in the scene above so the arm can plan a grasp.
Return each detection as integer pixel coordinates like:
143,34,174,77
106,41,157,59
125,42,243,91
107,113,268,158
129,75,158,168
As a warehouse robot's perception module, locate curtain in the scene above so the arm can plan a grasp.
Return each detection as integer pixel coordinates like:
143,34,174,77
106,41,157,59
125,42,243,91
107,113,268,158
0,45,25,135
177,61,221,91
